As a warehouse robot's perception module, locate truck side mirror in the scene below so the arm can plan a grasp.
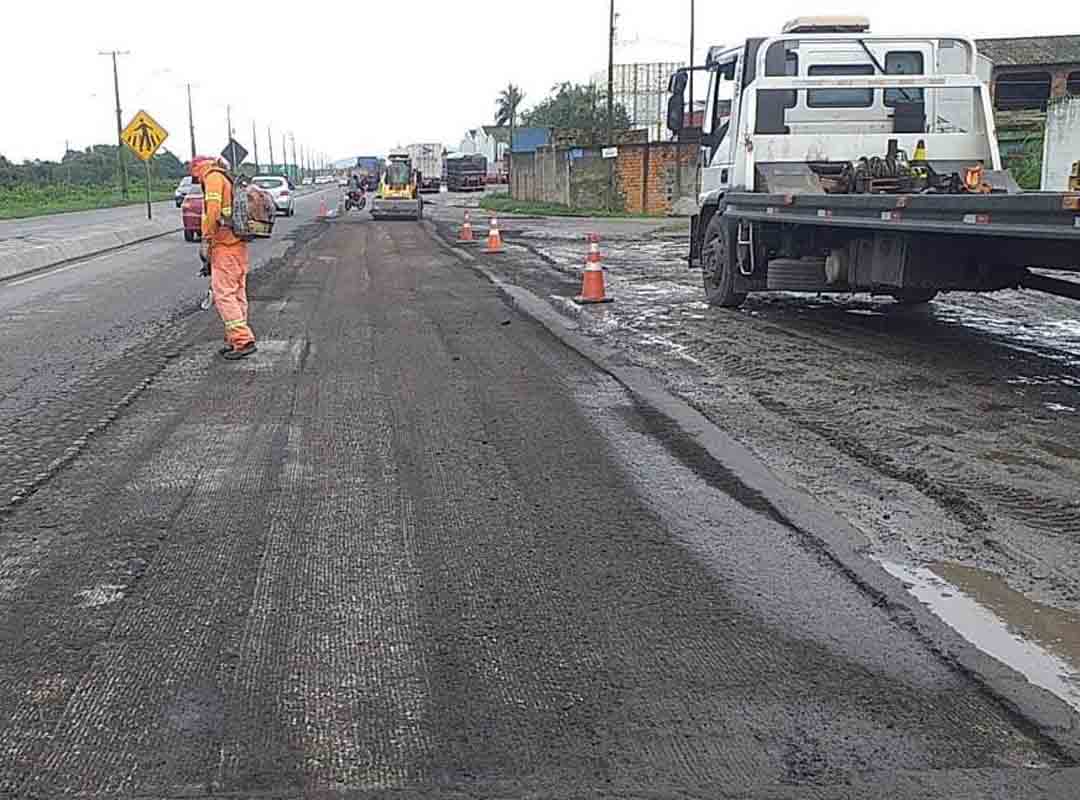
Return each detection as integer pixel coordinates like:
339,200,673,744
666,94,686,133
667,70,688,133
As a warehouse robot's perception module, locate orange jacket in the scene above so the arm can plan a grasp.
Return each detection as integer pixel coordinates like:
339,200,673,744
201,169,243,248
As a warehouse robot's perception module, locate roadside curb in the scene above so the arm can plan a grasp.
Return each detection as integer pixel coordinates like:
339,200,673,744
0,219,181,284
424,219,1080,760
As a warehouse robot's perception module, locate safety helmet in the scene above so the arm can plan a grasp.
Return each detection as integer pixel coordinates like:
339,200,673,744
190,156,216,181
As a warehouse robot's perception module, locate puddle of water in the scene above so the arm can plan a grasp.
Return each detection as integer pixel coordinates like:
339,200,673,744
877,559,1080,711
1044,402,1077,413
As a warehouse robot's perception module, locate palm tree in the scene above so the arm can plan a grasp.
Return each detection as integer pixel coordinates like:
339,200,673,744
494,83,525,166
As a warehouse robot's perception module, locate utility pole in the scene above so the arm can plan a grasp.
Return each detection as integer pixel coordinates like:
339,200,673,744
689,0,695,129
226,105,238,169
607,0,616,210
187,83,196,160
290,134,298,184
607,0,615,145
268,126,275,173
252,120,260,173
282,133,288,180
99,50,130,198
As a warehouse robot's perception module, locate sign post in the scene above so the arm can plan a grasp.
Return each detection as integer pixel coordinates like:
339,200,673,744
120,110,168,220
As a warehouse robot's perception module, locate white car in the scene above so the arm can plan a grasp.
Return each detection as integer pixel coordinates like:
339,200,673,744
174,176,198,207
252,175,295,216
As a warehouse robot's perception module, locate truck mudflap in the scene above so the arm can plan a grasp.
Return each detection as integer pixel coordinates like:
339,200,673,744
724,192,1080,244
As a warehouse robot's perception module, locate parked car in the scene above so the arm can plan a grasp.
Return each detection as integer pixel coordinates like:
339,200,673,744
174,176,198,208
252,175,295,216
181,189,203,242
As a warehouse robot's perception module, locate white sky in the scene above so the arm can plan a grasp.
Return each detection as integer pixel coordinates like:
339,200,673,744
2,0,1077,165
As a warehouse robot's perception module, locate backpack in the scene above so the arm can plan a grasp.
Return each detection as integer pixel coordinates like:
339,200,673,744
205,168,275,241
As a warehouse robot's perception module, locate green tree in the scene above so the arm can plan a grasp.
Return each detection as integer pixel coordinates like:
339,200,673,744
521,82,632,138
494,83,525,152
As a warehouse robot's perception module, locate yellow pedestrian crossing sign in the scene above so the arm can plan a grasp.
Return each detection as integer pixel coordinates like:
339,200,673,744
121,110,168,161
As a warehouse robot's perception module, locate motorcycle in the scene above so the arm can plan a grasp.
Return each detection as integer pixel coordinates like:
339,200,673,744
344,188,367,212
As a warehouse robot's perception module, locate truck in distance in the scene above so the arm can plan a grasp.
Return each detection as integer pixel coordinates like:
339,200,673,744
354,156,384,191
444,153,488,192
669,16,1080,308
407,143,445,193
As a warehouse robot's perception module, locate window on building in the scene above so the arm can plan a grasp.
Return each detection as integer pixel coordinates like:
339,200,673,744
885,51,925,106
994,71,1052,110
1068,71,1080,95
807,64,874,108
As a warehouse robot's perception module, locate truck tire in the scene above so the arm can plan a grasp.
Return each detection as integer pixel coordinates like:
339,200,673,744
702,212,746,308
892,288,939,306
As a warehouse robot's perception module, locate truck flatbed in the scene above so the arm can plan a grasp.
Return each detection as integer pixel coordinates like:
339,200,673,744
724,191,1080,246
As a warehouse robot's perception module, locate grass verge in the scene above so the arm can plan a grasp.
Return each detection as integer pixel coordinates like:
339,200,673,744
479,195,657,219
0,185,175,220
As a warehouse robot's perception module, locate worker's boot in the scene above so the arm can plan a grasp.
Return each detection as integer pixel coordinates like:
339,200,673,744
222,343,257,360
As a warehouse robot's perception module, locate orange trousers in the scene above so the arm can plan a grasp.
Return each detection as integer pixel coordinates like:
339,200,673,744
211,244,255,349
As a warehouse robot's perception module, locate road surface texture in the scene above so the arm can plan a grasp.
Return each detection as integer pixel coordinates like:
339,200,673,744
0,186,338,509
2,210,1078,797
427,197,1080,621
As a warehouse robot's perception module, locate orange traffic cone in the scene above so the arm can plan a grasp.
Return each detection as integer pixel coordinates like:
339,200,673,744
484,215,505,254
318,198,328,219
574,233,613,304
458,210,475,243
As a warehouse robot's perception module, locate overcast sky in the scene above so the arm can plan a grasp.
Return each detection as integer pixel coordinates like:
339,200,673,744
3,0,1077,165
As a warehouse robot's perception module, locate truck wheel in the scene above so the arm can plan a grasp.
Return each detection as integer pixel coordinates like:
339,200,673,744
702,212,746,308
892,288,939,306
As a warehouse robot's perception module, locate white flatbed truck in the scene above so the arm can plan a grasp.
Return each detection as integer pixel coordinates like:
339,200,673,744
670,17,1080,307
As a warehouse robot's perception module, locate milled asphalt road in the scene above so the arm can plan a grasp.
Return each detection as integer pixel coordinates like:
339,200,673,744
1,212,1078,797
0,186,338,506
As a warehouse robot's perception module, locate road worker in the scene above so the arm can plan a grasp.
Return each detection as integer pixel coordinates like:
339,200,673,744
190,155,257,360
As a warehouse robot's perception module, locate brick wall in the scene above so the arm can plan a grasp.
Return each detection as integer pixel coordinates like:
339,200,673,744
512,142,698,215
615,143,699,215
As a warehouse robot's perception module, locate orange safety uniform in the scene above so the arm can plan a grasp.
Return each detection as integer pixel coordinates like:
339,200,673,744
193,159,255,351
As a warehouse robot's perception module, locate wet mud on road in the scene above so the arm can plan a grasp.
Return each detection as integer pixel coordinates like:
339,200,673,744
430,201,1080,707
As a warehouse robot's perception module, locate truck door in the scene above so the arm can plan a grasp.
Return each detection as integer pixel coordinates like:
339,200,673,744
700,56,739,199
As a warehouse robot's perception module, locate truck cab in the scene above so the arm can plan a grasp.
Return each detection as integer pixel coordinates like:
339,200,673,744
693,17,997,203
672,17,1080,309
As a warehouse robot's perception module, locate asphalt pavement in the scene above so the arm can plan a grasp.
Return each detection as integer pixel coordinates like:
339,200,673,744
0,186,338,507
1,210,1077,797
0,199,178,247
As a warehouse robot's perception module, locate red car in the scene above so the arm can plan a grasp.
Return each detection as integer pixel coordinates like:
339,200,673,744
182,189,203,242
